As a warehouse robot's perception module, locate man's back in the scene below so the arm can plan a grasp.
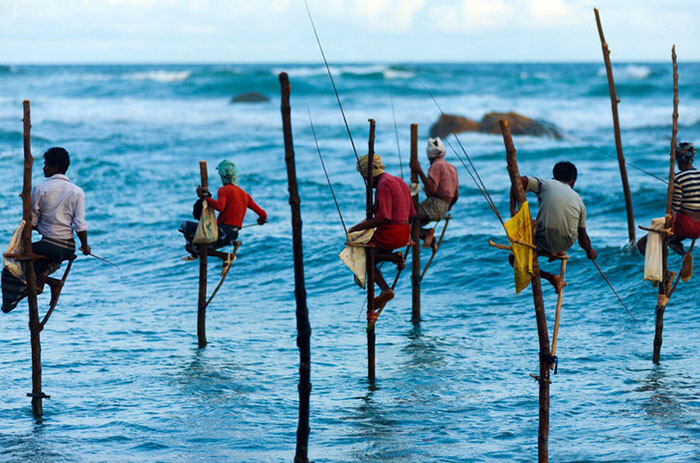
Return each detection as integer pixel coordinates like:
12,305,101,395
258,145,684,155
673,169,700,213
32,174,86,240
375,173,415,223
527,177,586,254
428,158,458,203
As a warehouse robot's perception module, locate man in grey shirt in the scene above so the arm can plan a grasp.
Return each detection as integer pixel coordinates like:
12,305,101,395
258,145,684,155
513,161,597,293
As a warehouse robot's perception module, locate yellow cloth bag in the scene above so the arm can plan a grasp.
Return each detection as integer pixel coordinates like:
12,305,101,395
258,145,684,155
504,202,534,294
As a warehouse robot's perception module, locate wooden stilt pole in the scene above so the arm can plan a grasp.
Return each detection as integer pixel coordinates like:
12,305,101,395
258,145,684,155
653,45,679,364
410,123,421,323
366,119,376,383
21,100,44,417
500,120,550,463
197,161,209,349
594,8,636,245
279,72,312,463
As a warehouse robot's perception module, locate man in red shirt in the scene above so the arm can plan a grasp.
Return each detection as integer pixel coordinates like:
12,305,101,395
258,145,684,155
349,153,415,309
410,137,459,250
180,160,266,257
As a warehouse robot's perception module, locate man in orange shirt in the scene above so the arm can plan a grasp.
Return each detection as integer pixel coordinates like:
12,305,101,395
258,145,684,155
180,160,266,257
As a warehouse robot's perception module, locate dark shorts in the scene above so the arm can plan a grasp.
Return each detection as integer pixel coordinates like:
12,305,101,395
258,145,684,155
2,237,75,314
179,221,239,252
674,212,700,240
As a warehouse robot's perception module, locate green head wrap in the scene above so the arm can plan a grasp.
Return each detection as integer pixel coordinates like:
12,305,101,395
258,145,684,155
216,160,239,185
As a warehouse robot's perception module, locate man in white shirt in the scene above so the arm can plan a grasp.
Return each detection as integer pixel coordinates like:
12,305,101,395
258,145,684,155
2,147,90,313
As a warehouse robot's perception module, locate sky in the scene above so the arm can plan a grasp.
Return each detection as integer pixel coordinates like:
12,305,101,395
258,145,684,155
0,0,697,63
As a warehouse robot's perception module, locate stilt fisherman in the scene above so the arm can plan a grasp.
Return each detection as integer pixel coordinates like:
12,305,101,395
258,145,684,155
2,147,90,313
349,153,415,309
180,160,267,258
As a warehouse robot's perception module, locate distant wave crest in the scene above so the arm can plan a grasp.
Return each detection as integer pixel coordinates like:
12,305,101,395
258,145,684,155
598,64,652,80
273,64,415,80
126,70,192,82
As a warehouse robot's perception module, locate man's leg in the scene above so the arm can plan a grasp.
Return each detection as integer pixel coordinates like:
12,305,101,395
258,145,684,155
540,268,566,294
636,234,649,256
669,235,687,256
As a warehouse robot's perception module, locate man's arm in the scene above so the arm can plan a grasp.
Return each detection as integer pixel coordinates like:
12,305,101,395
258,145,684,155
77,230,90,255
409,159,437,196
578,227,597,260
348,217,390,233
247,194,268,225
72,191,90,255
449,185,459,209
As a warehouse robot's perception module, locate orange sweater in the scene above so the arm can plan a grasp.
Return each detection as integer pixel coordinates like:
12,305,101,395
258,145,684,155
205,184,267,227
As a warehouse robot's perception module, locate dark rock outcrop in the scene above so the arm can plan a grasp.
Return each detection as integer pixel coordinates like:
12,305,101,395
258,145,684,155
429,111,563,139
479,112,562,139
231,92,270,103
429,114,480,138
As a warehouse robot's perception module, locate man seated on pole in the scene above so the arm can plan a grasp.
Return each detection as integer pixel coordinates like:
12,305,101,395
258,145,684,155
180,160,267,259
2,147,90,313
637,142,700,277
410,137,458,250
514,161,597,293
349,153,415,309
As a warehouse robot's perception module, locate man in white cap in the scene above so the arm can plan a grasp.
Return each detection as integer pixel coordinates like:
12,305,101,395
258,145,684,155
410,137,459,250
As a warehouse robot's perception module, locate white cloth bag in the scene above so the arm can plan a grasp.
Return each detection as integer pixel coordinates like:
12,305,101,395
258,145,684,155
643,217,665,283
3,220,26,281
193,200,219,244
339,229,374,289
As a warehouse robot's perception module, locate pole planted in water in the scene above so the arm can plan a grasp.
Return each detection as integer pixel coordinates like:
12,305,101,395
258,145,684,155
410,124,421,323
594,8,636,245
279,72,312,463
500,120,551,463
197,161,209,348
366,119,376,383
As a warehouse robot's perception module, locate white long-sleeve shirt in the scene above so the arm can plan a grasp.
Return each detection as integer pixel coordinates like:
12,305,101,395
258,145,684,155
31,174,87,240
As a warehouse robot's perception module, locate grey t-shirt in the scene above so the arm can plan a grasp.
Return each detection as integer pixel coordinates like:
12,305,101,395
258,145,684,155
526,177,586,254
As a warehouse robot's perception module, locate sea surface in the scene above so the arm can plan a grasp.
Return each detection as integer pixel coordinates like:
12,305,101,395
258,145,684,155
1,63,699,462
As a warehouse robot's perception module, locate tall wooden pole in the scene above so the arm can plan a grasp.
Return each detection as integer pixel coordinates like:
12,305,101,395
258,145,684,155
594,8,636,245
410,124,421,323
500,120,550,462
21,100,44,417
653,46,679,364
279,72,312,463
197,161,209,348
366,119,376,383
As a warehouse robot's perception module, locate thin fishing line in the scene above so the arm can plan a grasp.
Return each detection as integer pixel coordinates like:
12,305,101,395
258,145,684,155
580,142,669,185
592,259,637,322
307,107,348,235
389,88,404,180
304,0,363,184
186,163,198,186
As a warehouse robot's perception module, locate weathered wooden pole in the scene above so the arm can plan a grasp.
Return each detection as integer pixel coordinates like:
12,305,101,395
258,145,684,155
653,45,679,364
594,8,636,245
21,100,44,417
279,72,312,463
500,120,550,463
366,119,376,383
197,160,209,348
410,123,421,323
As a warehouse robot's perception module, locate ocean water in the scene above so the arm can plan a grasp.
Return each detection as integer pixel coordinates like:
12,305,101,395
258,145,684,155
1,63,699,462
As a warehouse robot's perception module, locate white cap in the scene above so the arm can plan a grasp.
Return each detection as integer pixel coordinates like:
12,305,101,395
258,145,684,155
427,137,445,159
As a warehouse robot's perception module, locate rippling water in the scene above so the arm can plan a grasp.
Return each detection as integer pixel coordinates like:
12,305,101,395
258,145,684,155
1,63,699,462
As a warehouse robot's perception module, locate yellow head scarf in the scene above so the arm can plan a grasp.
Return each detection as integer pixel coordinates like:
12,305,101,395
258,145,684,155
356,153,385,179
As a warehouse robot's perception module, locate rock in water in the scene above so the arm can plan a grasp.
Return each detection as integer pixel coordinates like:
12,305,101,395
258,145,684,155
231,92,270,103
429,114,480,138
479,112,563,139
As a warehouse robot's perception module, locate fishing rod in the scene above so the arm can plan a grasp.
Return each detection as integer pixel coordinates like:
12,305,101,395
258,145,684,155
308,108,348,235
87,252,120,269
304,0,363,182
389,87,405,180
591,259,637,322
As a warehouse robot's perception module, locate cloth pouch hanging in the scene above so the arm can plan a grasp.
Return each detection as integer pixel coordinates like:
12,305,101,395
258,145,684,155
643,217,665,284
504,202,534,295
3,220,26,282
339,229,374,289
193,200,218,244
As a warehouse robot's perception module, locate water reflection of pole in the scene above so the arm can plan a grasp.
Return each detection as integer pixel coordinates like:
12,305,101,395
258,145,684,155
594,8,636,245
366,119,376,383
500,120,550,462
279,72,312,462
22,100,45,418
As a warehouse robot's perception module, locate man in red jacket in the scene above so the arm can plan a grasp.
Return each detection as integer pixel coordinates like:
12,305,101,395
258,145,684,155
349,153,415,309
180,160,266,257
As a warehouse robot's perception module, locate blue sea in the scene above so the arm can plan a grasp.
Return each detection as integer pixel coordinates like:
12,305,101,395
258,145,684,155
1,63,699,462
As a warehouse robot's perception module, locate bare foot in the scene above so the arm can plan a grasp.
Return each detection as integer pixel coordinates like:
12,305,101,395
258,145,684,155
550,275,567,294
431,240,438,253
393,252,405,270
46,277,63,306
681,253,693,282
422,228,435,249
374,289,394,311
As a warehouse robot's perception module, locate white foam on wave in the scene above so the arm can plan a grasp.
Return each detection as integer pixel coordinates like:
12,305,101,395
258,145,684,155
273,64,413,80
598,64,651,80
126,70,191,83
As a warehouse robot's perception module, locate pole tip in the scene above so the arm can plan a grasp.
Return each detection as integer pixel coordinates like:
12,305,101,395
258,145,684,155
279,71,289,83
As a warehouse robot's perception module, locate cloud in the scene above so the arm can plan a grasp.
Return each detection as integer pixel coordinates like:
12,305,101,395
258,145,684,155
316,0,426,33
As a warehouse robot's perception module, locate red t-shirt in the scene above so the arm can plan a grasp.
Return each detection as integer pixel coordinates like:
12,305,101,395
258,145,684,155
374,173,415,223
206,184,267,227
